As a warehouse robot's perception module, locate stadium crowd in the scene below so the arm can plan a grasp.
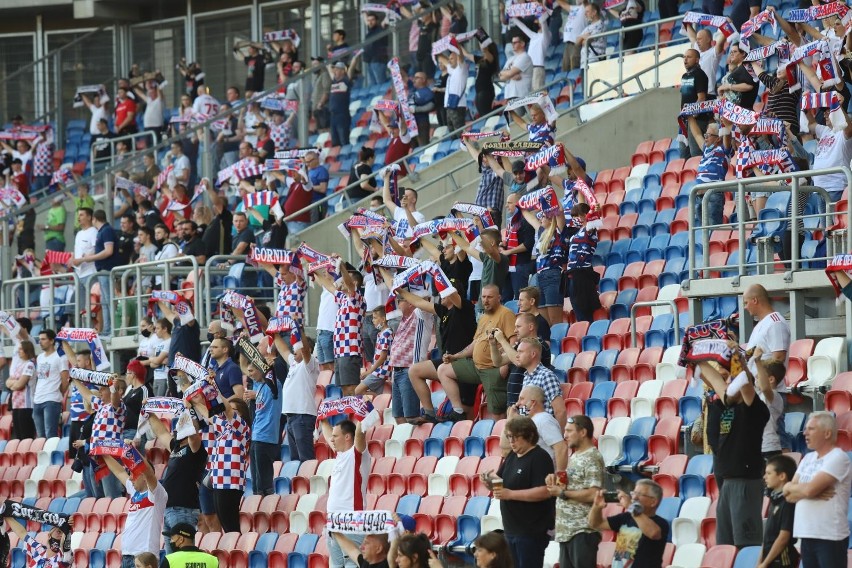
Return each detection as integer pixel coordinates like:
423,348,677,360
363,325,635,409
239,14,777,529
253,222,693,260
1,1,852,568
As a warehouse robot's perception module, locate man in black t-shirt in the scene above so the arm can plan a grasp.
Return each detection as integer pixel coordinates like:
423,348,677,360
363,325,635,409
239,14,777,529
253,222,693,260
589,480,669,568
405,287,477,423
680,49,710,159
90,119,114,173
147,406,207,552
115,214,138,266
242,44,269,94
717,44,758,110
178,220,208,264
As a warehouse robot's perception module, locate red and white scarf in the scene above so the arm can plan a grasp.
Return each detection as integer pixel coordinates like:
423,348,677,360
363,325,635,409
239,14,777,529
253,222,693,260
826,254,852,300
504,92,559,124
154,165,174,191
389,58,419,138
451,202,497,229
506,2,550,18
263,29,301,48
739,9,777,41
317,396,378,426
681,11,737,38
243,190,277,208
677,99,719,143
801,91,847,131
524,144,568,176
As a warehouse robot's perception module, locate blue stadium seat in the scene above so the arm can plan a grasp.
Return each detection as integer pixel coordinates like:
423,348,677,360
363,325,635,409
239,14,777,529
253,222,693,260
449,495,492,552
638,186,662,214
287,533,320,568
607,240,632,266
397,494,421,516
620,190,642,215
589,350,620,385
553,353,575,382
464,420,495,457
733,547,762,568
632,211,657,239
280,444,290,463
664,232,689,261
505,300,519,314
659,258,687,288
678,454,714,499
594,240,612,266
89,549,106,568
679,396,703,427
626,236,650,264
609,289,638,321
614,416,658,472
551,323,570,355
656,497,682,539
423,422,454,457
652,209,676,236
644,314,674,348
600,264,625,292
581,320,611,352
645,234,670,262
585,381,617,417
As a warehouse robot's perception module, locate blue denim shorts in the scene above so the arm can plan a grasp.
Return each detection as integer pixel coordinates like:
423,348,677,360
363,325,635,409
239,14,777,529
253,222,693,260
198,482,215,515
537,267,564,308
316,330,334,364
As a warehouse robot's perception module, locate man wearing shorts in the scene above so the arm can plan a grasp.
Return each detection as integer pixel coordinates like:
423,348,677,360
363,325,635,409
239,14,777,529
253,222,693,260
317,264,366,396
355,307,393,396
437,284,517,421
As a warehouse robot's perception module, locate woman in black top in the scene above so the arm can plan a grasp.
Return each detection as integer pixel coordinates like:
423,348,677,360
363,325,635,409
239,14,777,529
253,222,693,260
416,12,439,79
482,416,554,568
123,358,151,448
467,42,499,118
347,147,377,201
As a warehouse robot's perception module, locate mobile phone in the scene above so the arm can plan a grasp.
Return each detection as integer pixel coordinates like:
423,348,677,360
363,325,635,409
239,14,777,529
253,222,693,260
556,471,568,485
603,491,620,503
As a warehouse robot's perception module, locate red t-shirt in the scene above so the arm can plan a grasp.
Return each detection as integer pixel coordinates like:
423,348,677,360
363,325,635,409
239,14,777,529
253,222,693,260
385,132,412,176
115,98,137,129
285,182,312,223
12,172,29,197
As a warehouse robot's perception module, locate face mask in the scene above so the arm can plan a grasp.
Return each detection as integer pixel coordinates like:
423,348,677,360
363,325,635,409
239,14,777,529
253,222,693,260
48,538,61,553
516,405,529,416
369,206,381,212
207,332,215,342
140,329,152,338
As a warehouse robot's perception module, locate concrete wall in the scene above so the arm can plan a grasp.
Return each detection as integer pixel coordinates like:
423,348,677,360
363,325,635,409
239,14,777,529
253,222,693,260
296,87,683,329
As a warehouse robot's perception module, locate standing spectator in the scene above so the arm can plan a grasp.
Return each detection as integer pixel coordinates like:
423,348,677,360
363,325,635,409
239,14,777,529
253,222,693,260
363,12,389,86
467,35,499,118
114,87,138,135
102,455,166,568
607,0,645,52
508,385,567,470
316,266,365,397
433,58,449,126
577,3,606,66
278,172,313,235
759,454,800,568
168,141,191,186
281,335,319,461
783,412,851,568
717,43,758,109
517,286,551,340
680,49,711,158
66,349,100,498
346,147,377,201
378,112,413,176
684,24,724,97
133,81,165,142
122,359,149,445
178,220,207,264
382,173,426,230
410,72,435,147
83,210,118,337
315,288,337,372
321,418,371,568
329,61,355,147
730,0,761,31
187,396,253,534
82,91,108,135
524,205,570,326
693,358,769,548
743,284,791,368
34,329,69,438
500,192,536,301
752,59,800,134
146,413,206,554
242,351,282,497
209,338,244,401
753,353,788,459
557,0,587,72
415,10,439,78
141,318,171,397
511,9,551,92
90,118,115,173
242,43,270,95
388,289,435,423
355,307,392,396
486,416,554,568
305,149,330,204
687,118,730,227
444,2,468,34
500,34,534,104
437,284,516,420
4,518,69,568
5,339,37,440
547,414,605,568
71,207,98,316
327,28,350,60
311,57,332,133
805,102,852,203
42,196,67,252
161,524,218,567
463,146,505,224
588,481,669,567
453,229,509,292
115,214,138,266
441,42,470,135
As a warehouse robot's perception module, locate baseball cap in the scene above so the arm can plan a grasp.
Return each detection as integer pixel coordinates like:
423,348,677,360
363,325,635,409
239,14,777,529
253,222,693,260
163,522,196,539
397,514,416,533
333,61,347,69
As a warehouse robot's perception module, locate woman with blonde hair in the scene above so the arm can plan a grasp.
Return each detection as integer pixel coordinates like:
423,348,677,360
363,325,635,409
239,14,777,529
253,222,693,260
522,200,569,325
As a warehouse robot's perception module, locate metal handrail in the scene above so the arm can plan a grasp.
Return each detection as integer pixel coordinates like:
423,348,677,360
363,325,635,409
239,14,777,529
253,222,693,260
89,130,158,175
583,15,685,98
284,52,688,223
0,272,80,346
630,300,678,348
686,167,852,284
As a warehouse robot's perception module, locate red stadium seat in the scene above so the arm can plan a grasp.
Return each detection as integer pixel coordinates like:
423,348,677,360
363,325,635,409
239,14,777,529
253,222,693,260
614,213,638,241
655,379,687,419
406,456,439,496
402,423,434,458
434,496,467,545
701,517,717,548
618,262,645,291
603,319,632,352
639,260,665,289
648,416,682,459
633,347,663,383
565,382,595,417
443,421,474,457
607,380,640,418
385,456,417,495
670,207,690,234
239,495,263,532
632,286,659,319
786,338,815,391
413,495,444,538
367,426,394,461
632,141,654,167
252,494,280,533
652,454,688,497
610,347,641,383
561,321,590,355
567,351,597,384
448,456,481,496
368,457,396,495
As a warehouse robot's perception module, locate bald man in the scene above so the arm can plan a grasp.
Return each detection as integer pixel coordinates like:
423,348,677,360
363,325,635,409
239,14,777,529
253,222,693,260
742,284,790,372
680,48,711,158
684,21,727,97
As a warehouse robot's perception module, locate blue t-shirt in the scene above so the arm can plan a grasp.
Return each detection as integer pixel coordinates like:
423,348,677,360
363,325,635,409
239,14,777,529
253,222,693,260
309,165,330,200
95,223,118,271
329,77,352,115
69,386,91,422
214,358,243,399
696,143,730,184
251,380,282,444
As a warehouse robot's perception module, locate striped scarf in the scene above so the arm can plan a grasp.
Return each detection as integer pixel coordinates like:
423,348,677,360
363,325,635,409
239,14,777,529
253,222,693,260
826,254,852,299
681,11,737,37
739,9,776,41
388,58,418,138
801,91,847,131
154,165,173,191
243,190,277,208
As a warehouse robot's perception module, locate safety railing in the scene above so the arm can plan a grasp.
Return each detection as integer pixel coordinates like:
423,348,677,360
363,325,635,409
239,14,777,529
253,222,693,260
0,272,80,348
583,15,684,99
285,52,688,234
108,256,201,339
89,130,159,178
630,300,679,348
685,167,852,284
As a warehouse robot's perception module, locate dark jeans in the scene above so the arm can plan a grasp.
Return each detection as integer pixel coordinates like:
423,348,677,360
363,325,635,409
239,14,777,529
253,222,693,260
560,531,601,568
330,113,351,147
286,414,316,462
32,401,61,438
800,538,847,568
506,533,550,568
475,88,495,118
251,441,279,496
362,316,379,366
212,487,243,533
12,408,36,440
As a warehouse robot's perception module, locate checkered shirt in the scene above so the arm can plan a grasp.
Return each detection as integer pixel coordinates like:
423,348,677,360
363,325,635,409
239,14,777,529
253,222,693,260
475,166,505,212
270,122,291,151
33,142,54,177
207,413,251,490
89,396,127,443
523,363,563,416
334,290,366,358
24,534,66,568
373,327,394,380
198,419,217,451
528,121,555,144
69,386,91,422
275,274,307,326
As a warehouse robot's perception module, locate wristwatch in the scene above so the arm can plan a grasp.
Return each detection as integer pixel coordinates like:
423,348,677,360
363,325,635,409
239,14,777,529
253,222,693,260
560,489,569,500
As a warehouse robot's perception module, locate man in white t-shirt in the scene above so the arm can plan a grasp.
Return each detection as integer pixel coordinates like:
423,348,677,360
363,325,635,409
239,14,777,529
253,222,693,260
82,92,108,136
443,46,470,134
557,0,588,71
499,34,534,101
282,335,320,462
509,385,567,470
168,141,191,185
103,454,168,566
316,288,337,371
743,284,791,374
511,11,551,91
783,411,851,567
382,173,426,238
70,208,98,327
684,22,727,96
806,103,852,202
321,418,371,568
34,329,70,438
192,85,220,117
